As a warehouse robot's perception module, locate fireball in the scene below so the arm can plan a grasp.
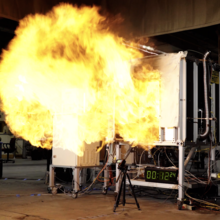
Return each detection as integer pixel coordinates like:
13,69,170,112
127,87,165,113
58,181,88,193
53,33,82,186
0,3,160,155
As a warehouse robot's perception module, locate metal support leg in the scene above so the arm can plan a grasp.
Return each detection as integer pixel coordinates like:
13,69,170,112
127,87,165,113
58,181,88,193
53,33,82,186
114,171,124,210
79,168,87,187
113,169,140,212
178,143,185,209
126,173,140,210
49,165,55,187
115,143,121,193
211,148,216,172
123,171,126,206
74,168,80,193
104,166,109,189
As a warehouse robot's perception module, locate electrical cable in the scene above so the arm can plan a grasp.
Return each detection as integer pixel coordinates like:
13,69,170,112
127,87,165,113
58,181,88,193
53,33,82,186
185,189,220,210
77,149,110,196
164,149,208,185
186,49,204,56
165,149,177,168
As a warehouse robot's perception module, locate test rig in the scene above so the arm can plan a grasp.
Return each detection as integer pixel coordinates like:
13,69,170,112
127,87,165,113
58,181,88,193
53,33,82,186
48,50,220,209
103,51,220,209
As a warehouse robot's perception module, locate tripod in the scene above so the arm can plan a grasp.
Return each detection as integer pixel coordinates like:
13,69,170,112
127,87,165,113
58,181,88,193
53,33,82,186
113,159,140,212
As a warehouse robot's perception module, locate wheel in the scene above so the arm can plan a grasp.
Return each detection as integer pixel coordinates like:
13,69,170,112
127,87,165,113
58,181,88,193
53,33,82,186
47,187,52,193
177,200,183,210
72,192,78,199
102,189,107,195
52,187,57,195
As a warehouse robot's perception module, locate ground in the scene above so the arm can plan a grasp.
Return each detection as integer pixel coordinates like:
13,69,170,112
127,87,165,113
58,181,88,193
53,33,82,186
0,159,220,220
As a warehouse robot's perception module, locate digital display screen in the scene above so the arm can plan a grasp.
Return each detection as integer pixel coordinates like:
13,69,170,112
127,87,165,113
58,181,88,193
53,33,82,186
145,167,178,184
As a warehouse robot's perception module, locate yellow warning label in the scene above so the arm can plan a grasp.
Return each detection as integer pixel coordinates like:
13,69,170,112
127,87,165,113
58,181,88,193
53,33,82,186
218,173,220,178
211,71,219,84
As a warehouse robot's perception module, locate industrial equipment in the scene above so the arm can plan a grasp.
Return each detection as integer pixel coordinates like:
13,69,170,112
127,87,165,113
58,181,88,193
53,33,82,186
48,50,220,210
48,113,101,197
103,51,220,210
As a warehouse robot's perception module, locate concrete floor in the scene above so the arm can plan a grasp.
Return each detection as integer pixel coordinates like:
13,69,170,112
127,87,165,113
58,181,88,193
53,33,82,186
0,159,220,220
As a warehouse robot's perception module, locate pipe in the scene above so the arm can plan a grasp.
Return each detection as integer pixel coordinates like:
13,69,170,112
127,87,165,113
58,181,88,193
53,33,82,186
198,109,203,134
199,51,211,139
178,143,185,202
184,147,196,167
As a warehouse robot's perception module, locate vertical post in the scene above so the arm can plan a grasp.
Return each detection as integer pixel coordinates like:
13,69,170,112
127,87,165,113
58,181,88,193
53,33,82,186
178,143,185,202
211,83,216,172
104,166,109,189
0,142,2,179
177,57,186,207
178,58,187,140
49,165,55,187
159,128,165,142
108,143,113,164
182,58,187,141
172,127,177,142
211,83,216,139
217,25,220,64
193,62,198,142
115,143,121,193
217,25,220,143
74,168,80,192
159,127,162,142
79,168,86,186
219,71,220,142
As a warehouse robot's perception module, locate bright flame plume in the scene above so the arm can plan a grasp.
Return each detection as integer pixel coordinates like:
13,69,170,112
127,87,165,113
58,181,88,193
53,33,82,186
0,3,160,155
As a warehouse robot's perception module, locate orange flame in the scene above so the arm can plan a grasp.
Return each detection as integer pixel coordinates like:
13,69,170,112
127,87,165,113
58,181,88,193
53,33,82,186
0,4,160,156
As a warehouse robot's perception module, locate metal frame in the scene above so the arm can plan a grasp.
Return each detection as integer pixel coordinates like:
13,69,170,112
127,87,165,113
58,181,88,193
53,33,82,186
49,166,80,193
49,164,103,193
193,62,198,142
114,57,187,203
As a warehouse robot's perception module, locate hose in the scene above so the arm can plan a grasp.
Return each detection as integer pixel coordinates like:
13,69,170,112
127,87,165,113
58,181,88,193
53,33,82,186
199,51,210,139
184,147,196,167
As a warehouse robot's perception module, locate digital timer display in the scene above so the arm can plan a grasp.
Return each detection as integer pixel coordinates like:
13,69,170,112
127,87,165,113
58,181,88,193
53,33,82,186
144,167,178,184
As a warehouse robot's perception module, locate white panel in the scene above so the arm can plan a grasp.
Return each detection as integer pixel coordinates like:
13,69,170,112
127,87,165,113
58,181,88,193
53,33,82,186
52,114,99,167
164,127,174,141
52,141,100,167
77,142,100,166
52,114,78,166
138,52,185,128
